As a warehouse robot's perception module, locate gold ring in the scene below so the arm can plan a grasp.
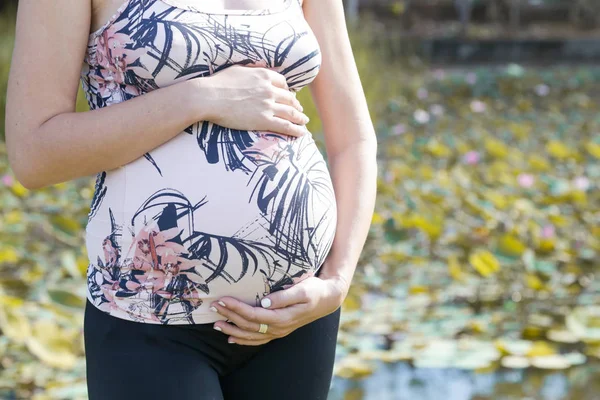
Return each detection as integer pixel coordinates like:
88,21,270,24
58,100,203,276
258,323,268,334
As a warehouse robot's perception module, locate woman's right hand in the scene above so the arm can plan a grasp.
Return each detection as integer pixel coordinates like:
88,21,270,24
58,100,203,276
197,64,310,137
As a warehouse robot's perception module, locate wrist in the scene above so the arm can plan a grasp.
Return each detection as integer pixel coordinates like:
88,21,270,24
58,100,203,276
319,271,351,306
185,77,217,122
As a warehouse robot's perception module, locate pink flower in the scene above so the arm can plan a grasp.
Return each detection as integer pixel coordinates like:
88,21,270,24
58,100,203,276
541,224,555,238
535,84,550,97
1,174,13,186
470,100,487,113
413,109,430,124
392,123,406,135
384,170,394,183
463,151,481,165
573,176,590,191
517,173,535,188
465,72,477,85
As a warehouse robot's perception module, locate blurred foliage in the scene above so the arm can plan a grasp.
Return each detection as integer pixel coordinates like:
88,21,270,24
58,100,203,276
335,64,600,385
0,6,15,142
1,4,600,400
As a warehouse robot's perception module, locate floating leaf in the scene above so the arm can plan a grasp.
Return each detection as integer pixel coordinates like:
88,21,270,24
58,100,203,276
0,303,31,344
497,234,527,257
0,246,19,264
546,140,572,159
469,250,500,277
47,289,86,310
501,355,530,369
25,320,78,370
530,355,570,370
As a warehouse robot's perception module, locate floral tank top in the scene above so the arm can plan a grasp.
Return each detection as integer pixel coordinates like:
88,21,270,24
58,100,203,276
80,0,337,324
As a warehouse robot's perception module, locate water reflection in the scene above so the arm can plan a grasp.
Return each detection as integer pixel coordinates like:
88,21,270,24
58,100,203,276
329,361,600,400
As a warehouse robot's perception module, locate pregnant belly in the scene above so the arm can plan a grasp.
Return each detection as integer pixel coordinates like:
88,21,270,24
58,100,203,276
84,124,337,324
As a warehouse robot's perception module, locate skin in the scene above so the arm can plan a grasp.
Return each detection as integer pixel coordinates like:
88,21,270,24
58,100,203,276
5,0,378,345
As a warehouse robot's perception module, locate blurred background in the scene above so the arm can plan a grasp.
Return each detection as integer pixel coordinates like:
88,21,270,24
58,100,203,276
1,0,600,399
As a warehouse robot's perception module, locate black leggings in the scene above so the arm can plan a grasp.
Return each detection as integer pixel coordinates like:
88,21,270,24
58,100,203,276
84,297,341,400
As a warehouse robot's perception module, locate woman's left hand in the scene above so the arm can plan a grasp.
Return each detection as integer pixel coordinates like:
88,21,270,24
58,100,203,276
210,274,348,346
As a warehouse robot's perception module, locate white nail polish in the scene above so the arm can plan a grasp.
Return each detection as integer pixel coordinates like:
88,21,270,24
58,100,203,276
261,298,271,308
213,325,222,331
210,306,218,312
218,301,226,307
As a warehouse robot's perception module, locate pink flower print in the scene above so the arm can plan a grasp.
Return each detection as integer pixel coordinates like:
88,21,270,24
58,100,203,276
95,19,148,85
101,237,120,265
126,221,206,301
182,286,203,308
94,71,121,99
246,131,289,162
98,280,122,314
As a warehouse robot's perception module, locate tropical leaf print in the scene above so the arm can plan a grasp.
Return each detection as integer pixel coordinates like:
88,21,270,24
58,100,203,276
88,171,107,221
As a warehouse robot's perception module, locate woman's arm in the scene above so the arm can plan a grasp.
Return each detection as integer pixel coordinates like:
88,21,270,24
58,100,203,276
5,0,308,190
305,0,378,302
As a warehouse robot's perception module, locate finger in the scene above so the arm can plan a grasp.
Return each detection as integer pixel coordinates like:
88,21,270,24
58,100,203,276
265,116,307,138
214,320,270,342
260,283,310,309
272,104,310,126
272,87,303,111
265,69,289,91
211,297,281,325
211,302,261,332
229,337,272,346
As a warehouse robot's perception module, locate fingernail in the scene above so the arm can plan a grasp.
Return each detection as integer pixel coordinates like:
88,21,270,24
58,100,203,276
210,306,218,312
228,338,236,344
213,325,222,331
261,297,272,308
304,116,310,124
218,301,226,307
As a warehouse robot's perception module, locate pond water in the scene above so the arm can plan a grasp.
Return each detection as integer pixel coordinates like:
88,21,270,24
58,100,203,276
329,361,600,400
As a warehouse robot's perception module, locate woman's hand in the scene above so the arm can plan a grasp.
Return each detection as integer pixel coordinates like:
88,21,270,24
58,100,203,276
197,64,310,138
209,273,348,346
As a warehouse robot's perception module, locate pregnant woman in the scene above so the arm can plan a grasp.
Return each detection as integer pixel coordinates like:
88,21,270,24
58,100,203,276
5,0,377,398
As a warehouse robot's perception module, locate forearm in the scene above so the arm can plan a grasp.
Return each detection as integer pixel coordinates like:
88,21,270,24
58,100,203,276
318,138,378,300
8,79,207,189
